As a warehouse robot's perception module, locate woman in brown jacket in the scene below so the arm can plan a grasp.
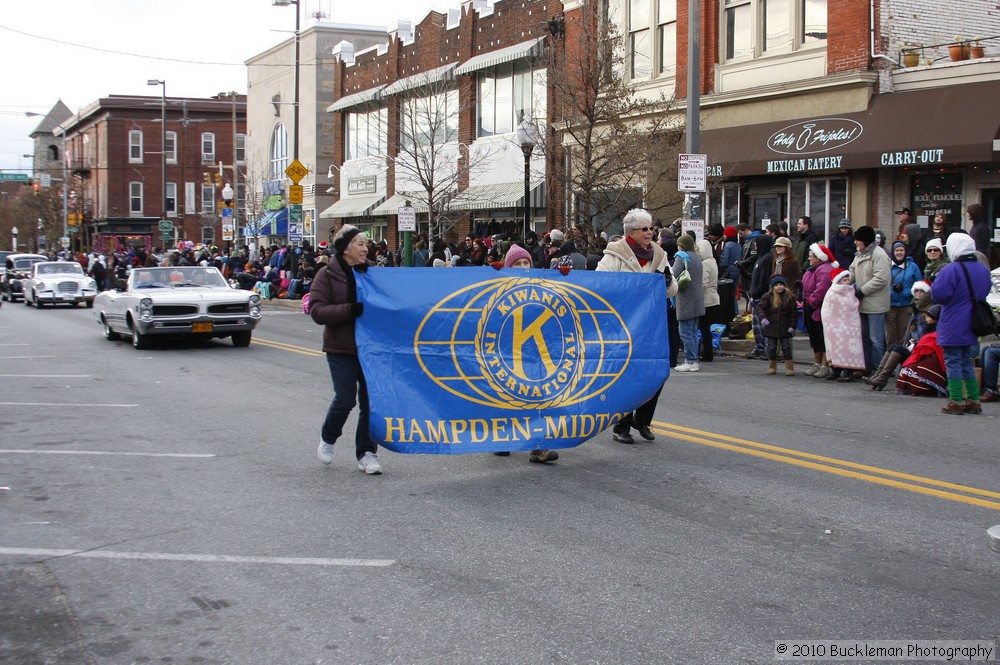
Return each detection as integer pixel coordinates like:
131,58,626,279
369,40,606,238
310,225,383,474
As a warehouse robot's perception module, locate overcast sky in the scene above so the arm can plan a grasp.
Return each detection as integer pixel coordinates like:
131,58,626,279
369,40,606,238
0,0,447,173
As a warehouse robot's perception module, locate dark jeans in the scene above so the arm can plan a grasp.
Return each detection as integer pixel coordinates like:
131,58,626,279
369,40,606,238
765,337,793,361
615,383,664,434
321,353,376,460
699,305,719,361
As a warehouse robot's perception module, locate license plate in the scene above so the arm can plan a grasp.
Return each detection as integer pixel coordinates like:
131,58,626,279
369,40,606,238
62,294,75,300
191,322,213,333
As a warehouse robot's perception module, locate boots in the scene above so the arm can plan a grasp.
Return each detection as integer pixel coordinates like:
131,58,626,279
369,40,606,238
767,360,777,375
785,360,795,376
864,351,903,391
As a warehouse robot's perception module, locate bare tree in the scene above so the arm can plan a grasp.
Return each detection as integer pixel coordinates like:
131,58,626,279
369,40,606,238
547,0,686,244
392,77,488,240
11,186,64,254
239,156,273,253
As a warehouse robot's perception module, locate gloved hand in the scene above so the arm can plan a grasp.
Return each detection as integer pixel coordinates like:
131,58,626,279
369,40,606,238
350,302,364,318
854,286,865,299
787,327,795,335
761,319,770,328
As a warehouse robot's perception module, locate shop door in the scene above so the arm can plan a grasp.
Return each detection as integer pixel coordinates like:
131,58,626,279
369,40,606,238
751,195,783,231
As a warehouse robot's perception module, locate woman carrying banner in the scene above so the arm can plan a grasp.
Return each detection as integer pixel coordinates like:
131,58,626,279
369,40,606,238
596,208,677,444
310,224,383,475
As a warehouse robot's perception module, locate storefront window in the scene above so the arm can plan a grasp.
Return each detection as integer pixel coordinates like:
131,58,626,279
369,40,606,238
911,172,964,228
709,183,741,228
788,177,846,243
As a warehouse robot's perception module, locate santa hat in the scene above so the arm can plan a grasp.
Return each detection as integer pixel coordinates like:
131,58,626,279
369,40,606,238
911,280,931,296
809,243,838,267
830,267,849,284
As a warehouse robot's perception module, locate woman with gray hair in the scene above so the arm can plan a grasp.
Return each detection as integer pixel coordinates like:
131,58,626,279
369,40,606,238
596,208,677,443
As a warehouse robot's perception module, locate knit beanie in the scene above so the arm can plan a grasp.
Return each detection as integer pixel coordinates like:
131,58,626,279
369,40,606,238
677,234,695,251
503,244,533,268
332,224,363,254
925,237,944,254
549,229,565,243
723,226,738,239
769,273,786,287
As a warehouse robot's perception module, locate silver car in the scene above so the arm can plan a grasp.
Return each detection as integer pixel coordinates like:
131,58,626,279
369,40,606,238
23,261,98,308
93,266,262,349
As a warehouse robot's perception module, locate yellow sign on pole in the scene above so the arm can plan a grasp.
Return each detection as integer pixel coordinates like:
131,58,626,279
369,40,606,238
284,159,308,184
288,185,303,205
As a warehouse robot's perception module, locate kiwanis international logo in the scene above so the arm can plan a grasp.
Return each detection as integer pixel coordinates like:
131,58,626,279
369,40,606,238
414,277,632,410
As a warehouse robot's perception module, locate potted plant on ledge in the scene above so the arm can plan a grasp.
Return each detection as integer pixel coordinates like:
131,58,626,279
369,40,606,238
901,45,921,68
971,37,985,59
949,36,971,61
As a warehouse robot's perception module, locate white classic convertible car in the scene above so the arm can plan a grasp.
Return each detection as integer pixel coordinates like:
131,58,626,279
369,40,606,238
23,261,98,308
94,266,262,349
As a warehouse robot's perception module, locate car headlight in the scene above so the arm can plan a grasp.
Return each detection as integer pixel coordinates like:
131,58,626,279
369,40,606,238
249,293,262,317
87,279,97,290
138,297,154,322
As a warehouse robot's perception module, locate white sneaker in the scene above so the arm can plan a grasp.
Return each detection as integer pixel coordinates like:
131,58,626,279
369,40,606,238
675,362,700,372
358,452,383,475
317,441,335,465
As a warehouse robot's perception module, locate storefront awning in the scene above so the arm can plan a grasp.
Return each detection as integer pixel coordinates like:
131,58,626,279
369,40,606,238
454,37,545,75
448,181,544,210
319,193,386,218
381,64,456,96
372,193,429,215
700,81,1000,178
327,86,384,113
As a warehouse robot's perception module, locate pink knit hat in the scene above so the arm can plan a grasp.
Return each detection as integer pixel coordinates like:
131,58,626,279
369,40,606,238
503,244,533,268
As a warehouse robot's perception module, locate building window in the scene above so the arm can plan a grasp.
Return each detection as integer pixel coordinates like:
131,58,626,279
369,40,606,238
236,133,247,163
657,0,677,76
723,0,827,61
129,182,143,214
477,65,546,138
166,183,177,217
629,0,651,79
48,145,59,161
165,131,177,164
788,177,846,244
129,130,143,163
201,184,215,214
270,123,289,181
399,90,459,151
201,132,216,163
345,108,388,160
709,183,741,227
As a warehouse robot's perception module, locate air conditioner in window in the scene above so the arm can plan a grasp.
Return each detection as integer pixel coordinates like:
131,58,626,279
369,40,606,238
202,153,215,162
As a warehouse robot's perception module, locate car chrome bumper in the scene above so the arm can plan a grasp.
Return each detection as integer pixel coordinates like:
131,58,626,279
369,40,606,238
135,314,261,336
37,291,95,303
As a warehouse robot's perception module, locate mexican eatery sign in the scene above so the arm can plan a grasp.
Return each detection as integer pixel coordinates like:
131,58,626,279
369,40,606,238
767,118,864,156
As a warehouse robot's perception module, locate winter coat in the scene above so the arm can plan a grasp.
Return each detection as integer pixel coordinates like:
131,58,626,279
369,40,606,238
718,238,741,281
309,256,371,355
595,238,678,306
971,220,990,256
829,231,856,272
849,244,891,314
931,256,991,347
904,223,927,272
755,290,798,339
697,239,720,308
672,250,705,321
792,229,819,267
889,256,923,307
801,261,833,322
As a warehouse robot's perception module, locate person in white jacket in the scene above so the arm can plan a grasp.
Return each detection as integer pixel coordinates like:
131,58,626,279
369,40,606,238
697,238,720,363
596,208,678,444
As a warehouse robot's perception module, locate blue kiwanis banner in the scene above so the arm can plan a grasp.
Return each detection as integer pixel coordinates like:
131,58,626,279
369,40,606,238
356,268,669,454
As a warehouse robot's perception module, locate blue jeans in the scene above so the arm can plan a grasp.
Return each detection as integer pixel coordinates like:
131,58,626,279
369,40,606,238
982,346,1000,393
322,353,376,460
678,317,699,364
942,344,978,381
859,312,886,374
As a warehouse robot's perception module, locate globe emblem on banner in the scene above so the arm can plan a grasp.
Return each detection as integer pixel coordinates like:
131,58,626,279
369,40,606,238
414,277,632,410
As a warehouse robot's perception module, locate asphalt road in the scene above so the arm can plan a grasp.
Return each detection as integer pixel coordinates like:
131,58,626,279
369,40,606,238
1,299,997,664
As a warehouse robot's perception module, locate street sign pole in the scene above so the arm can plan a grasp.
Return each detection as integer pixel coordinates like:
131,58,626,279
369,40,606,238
398,203,416,267
678,153,707,241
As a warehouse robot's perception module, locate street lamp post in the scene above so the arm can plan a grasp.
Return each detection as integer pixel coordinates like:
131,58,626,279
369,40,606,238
11,226,18,252
273,0,301,254
516,114,540,239
147,79,167,230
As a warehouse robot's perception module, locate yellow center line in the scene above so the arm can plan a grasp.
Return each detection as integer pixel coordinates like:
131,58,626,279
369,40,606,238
651,421,1000,511
251,338,324,357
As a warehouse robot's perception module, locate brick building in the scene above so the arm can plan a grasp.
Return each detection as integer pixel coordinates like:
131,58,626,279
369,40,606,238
590,0,1000,254
56,94,247,254
322,0,560,250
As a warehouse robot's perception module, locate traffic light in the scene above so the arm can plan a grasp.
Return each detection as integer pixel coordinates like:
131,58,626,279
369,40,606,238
33,183,40,195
